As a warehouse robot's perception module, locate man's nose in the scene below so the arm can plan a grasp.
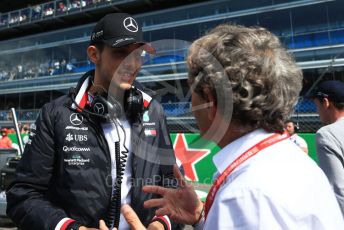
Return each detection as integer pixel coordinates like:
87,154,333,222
123,53,141,67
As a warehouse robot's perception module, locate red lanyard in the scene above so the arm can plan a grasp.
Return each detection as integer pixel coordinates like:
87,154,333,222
204,131,289,220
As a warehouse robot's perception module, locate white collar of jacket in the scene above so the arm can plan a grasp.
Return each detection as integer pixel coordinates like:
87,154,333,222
72,73,153,110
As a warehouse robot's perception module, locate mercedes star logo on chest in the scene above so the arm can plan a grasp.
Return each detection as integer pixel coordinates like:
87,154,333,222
70,113,83,126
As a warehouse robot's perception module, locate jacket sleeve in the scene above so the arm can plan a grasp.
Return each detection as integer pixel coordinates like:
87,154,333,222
153,100,177,187
316,129,344,216
6,103,68,229
153,101,184,230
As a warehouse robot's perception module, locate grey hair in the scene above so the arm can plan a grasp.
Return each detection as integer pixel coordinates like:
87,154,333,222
187,24,303,133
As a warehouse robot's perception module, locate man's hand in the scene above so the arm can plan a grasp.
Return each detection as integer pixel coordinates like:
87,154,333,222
78,220,114,230
99,220,111,230
80,206,163,230
79,226,98,230
121,204,146,230
143,165,203,225
121,204,165,230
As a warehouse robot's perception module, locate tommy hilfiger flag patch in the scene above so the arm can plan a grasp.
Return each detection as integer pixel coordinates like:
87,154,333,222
144,129,157,136
138,89,152,108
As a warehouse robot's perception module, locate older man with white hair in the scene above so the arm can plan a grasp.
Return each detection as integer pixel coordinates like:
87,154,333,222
114,24,344,230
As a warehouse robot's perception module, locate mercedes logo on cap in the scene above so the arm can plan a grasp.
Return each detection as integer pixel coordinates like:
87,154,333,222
70,113,83,126
94,102,105,115
123,17,138,33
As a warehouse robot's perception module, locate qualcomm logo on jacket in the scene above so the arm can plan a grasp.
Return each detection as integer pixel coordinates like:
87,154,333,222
63,146,91,152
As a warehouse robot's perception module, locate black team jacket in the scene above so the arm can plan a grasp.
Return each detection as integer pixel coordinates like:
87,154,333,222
6,70,181,229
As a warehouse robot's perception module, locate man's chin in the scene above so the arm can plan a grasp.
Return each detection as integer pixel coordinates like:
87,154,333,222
119,82,132,90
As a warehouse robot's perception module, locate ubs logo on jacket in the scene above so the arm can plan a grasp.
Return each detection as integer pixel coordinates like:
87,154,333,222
65,133,88,142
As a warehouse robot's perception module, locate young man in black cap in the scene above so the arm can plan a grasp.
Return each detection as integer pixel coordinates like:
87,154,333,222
7,13,179,230
311,80,344,217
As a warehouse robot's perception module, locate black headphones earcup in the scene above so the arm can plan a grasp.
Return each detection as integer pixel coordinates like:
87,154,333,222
124,87,144,122
294,123,300,132
91,94,108,117
90,87,143,122
91,93,123,119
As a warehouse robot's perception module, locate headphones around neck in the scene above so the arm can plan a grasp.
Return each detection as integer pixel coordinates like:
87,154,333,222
294,122,300,132
70,85,144,122
91,86,144,122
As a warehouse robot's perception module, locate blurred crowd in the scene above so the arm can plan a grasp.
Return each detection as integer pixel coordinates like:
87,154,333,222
0,124,30,149
0,59,81,81
0,110,37,121
1,0,112,26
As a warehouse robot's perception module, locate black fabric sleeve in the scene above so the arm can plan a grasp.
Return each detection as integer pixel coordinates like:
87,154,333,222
153,101,184,230
6,103,68,230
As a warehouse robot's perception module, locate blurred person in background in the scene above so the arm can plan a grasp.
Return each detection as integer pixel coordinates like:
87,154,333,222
20,124,30,145
311,80,344,217
0,128,13,148
116,24,344,229
20,124,30,135
284,120,308,154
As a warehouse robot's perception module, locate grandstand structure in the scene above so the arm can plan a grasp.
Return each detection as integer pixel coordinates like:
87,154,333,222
0,0,344,133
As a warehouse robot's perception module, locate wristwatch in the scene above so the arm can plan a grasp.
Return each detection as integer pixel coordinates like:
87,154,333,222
66,221,82,230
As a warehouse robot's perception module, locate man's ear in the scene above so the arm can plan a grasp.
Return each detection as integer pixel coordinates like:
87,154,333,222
322,97,331,109
87,45,100,64
202,87,217,121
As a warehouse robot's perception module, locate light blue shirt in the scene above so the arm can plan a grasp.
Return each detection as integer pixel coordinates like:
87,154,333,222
199,129,343,229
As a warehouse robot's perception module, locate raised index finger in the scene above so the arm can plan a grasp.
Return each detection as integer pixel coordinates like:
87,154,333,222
143,198,164,209
121,204,146,230
173,164,186,188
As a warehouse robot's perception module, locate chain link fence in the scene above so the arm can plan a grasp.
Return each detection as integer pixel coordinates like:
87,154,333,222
0,96,335,134
163,100,323,134
291,98,321,133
